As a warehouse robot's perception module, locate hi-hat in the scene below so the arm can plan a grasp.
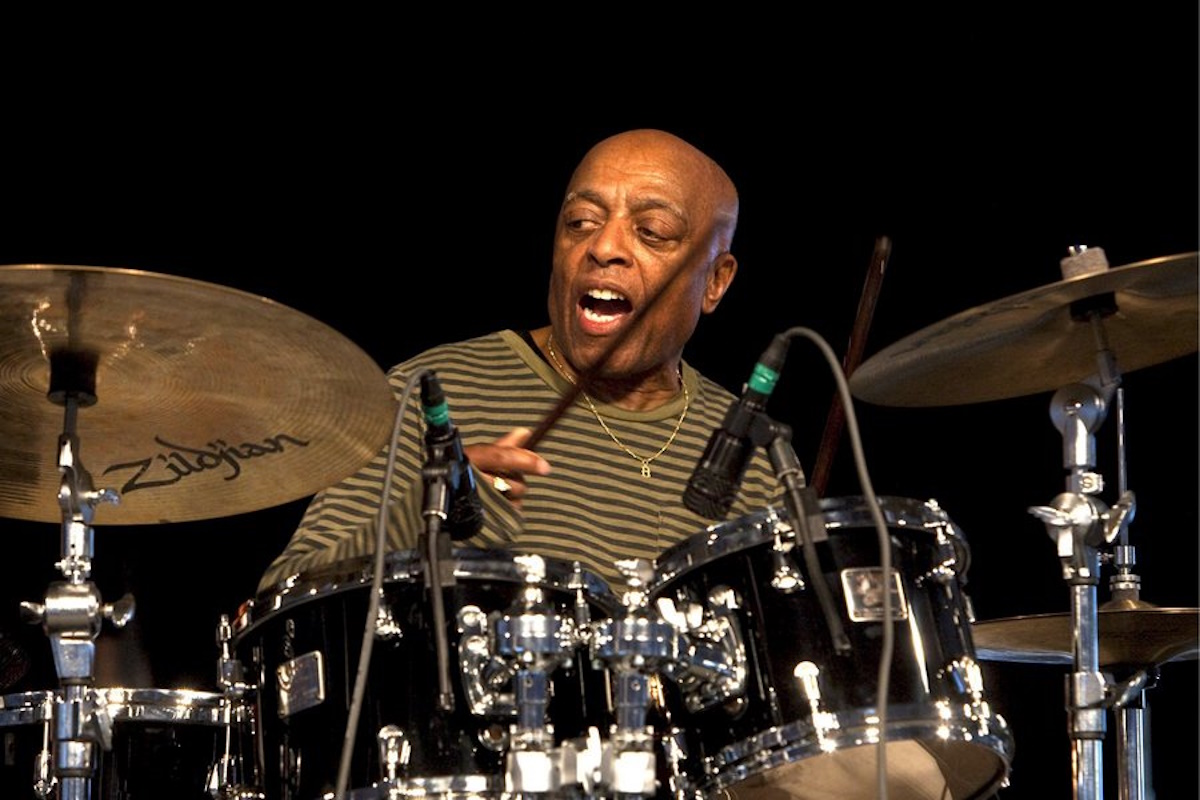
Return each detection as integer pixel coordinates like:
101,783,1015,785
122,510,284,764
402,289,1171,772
0,264,396,524
972,605,1199,667
849,252,1198,406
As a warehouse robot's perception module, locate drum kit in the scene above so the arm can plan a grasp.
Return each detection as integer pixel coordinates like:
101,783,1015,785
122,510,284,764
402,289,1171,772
0,248,1193,800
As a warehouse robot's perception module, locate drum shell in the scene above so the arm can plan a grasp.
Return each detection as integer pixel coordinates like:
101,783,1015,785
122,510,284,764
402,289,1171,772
235,548,621,800
0,687,240,800
650,496,1013,799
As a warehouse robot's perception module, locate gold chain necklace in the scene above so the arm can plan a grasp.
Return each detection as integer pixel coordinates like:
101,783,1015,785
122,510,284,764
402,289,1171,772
546,334,689,478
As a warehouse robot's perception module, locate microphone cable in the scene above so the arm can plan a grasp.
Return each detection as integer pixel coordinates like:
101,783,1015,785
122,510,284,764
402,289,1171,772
781,325,894,800
335,369,420,800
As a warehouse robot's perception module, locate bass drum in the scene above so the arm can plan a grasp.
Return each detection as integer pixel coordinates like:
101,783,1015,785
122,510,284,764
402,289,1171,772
649,496,1014,800
0,687,246,799
234,547,621,800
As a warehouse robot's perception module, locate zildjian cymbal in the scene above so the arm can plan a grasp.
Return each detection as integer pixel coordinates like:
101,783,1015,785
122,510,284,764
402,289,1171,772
0,264,396,524
972,604,1199,667
849,252,1198,406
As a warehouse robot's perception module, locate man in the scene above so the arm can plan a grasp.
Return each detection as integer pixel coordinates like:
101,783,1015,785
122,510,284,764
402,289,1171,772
249,129,955,800
258,128,782,592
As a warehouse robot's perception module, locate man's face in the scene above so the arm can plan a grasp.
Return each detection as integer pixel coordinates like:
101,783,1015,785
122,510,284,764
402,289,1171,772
548,134,734,382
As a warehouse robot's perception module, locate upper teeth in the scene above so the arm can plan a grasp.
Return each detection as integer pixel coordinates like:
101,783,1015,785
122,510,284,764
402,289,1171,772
588,288,625,301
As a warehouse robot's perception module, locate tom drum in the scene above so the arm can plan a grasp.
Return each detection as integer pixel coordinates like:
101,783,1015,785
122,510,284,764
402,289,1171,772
648,496,1014,800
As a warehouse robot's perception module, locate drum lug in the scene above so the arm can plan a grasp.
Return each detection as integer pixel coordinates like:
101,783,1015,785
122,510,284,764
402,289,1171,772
918,560,960,588
769,533,805,593
963,593,978,625
377,724,410,783
656,723,699,800
374,604,404,640
794,661,840,741
457,604,515,717
944,656,987,701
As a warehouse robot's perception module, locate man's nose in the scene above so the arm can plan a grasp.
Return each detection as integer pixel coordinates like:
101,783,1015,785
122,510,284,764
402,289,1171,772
587,221,633,267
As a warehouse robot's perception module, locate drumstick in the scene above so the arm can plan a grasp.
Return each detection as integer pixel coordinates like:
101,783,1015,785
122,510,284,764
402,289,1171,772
808,236,891,497
525,256,694,450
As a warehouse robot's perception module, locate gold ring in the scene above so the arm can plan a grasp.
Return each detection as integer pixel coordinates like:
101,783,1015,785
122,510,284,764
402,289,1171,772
493,476,513,494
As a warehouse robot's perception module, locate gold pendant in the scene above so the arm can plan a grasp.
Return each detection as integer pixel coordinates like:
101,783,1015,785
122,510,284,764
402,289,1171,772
640,462,652,478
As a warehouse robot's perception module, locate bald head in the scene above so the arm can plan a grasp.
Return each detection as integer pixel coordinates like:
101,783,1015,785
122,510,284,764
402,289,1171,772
571,129,739,252
546,127,742,397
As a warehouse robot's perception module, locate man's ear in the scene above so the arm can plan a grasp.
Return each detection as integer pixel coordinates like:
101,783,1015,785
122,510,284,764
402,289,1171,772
702,252,738,314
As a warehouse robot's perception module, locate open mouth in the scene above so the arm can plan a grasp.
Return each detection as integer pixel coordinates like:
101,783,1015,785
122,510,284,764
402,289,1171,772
581,288,632,323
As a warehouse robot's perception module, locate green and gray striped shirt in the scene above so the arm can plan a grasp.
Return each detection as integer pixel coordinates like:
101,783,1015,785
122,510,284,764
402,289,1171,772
257,330,785,595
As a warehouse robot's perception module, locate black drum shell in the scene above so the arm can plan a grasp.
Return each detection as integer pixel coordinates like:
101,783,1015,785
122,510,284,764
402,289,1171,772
0,687,237,800
649,496,1014,799
235,548,620,800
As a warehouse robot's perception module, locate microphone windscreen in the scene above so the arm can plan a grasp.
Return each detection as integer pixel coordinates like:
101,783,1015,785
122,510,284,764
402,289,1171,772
683,472,737,519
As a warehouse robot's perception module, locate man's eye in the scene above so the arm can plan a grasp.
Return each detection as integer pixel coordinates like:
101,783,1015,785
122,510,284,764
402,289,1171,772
637,226,669,243
564,213,600,232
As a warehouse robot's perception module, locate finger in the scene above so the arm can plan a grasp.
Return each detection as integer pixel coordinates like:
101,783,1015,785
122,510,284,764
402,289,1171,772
467,429,551,478
494,426,533,447
487,471,525,508
493,428,551,474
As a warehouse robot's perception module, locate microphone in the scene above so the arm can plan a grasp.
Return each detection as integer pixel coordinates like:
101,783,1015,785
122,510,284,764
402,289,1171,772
420,371,483,539
683,334,790,519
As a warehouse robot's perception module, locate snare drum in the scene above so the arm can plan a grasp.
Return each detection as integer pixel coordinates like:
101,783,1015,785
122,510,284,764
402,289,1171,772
0,687,246,799
235,547,621,800
650,496,1014,800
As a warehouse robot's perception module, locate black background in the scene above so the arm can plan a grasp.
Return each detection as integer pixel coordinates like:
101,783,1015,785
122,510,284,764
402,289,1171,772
0,17,1196,798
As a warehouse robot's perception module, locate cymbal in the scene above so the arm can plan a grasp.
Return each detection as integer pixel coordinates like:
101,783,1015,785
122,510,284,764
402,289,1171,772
849,252,1198,406
972,606,1199,667
0,264,396,524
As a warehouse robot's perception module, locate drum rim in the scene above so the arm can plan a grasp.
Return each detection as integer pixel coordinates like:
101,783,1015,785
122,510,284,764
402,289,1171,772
238,546,621,635
697,702,1014,795
653,495,966,588
0,687,229,726
343,773,500,799
0,689,52,726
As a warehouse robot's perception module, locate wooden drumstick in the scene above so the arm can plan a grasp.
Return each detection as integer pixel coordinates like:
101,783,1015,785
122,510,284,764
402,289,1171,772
526,257,692,450
809,236,892,497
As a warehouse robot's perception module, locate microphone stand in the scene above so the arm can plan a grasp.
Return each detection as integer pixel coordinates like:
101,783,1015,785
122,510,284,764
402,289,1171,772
752,412,851,656
421,452,461,713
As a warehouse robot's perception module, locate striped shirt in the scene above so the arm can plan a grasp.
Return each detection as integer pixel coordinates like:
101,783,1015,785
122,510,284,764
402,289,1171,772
257,330,785,595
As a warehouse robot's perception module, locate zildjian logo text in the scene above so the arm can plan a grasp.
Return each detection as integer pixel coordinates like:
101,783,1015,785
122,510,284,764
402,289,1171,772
102,434,310,494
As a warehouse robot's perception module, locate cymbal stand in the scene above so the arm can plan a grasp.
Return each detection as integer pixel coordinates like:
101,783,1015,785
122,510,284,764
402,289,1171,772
1028,248,1139,800
20,351,127,800
1030,379,1122,800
